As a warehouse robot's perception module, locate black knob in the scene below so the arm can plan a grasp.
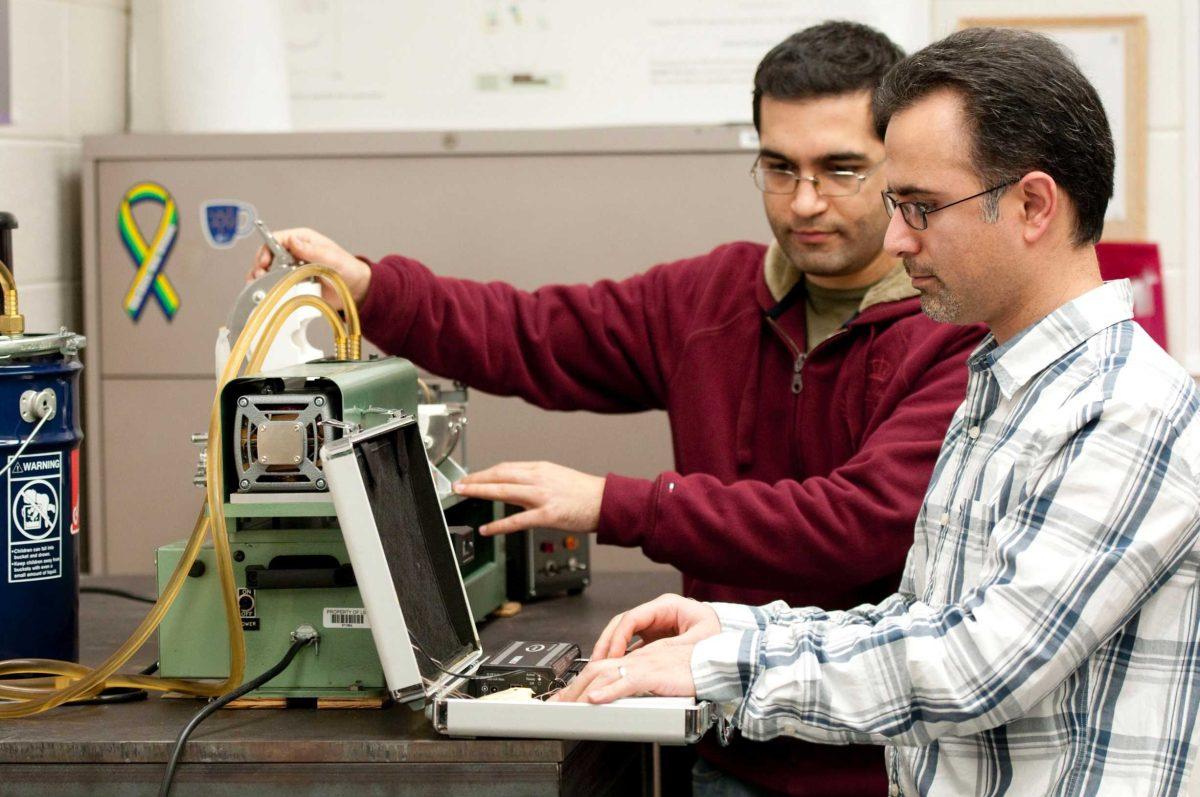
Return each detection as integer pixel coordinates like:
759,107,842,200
0,212,16,275
187,560,206,578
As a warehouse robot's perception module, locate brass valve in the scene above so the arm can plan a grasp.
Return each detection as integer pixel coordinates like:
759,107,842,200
0,261,23,337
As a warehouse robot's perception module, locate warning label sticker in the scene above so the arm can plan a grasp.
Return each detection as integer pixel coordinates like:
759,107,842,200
7,452,63,583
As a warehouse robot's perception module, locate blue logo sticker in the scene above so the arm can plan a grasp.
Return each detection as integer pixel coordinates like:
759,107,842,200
201,200,257,249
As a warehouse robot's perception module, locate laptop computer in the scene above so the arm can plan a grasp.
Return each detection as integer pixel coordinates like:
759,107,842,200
321,415,716,744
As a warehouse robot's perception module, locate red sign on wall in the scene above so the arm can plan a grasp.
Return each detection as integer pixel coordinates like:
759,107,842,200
1096,242,1166,350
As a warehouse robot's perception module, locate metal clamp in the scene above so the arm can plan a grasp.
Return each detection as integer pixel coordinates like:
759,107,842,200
190,432,208,488
256,220,299,269
223,221,304,343
364,406,408,419
0,328,86,361
320,417,362,436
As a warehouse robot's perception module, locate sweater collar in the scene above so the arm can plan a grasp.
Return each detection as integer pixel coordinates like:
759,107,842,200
759,240,918,319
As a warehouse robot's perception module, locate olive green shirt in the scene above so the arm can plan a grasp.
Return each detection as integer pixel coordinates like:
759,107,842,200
804,281,870,352
761,241,917,353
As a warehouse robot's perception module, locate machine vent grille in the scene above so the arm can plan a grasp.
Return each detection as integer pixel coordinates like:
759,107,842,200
232,394,328,492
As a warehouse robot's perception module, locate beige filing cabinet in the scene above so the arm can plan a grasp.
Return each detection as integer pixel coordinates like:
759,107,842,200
81,127,769,575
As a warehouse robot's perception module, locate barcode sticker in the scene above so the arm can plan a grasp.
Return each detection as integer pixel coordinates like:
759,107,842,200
323,607,370,628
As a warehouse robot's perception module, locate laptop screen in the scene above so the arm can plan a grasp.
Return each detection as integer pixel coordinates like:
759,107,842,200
352,422,477,681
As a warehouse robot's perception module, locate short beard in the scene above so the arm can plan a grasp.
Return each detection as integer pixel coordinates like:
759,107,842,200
918,289,964,324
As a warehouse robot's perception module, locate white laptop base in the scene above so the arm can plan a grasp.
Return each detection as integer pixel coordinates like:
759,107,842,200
322,416,715,745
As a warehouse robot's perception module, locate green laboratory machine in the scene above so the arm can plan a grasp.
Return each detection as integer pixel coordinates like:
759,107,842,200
156,357,506,698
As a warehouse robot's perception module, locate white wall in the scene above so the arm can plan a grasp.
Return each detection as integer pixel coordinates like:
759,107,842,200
124,1,1200,372
0,0,127,333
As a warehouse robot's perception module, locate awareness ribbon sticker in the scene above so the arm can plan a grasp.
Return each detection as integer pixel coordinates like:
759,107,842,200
119,182,181,321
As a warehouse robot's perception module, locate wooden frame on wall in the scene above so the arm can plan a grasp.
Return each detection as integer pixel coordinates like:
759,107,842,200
957,15,1148,240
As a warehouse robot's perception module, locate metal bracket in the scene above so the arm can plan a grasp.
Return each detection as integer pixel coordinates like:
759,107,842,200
223,220,304,343
19,388,56,423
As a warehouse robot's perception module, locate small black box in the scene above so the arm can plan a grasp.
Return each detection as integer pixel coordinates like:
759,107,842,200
469,640,580,697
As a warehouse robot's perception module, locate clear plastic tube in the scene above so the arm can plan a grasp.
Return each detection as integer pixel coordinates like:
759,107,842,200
0,264,360,716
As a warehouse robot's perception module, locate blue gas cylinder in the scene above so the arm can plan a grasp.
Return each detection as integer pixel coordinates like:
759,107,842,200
0,331,86,662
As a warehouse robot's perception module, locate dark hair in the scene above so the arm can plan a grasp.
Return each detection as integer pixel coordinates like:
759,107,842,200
753,20,905,132
873,27,1114,246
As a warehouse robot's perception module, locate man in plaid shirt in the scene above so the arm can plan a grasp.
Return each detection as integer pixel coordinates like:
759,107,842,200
557,27,1200,796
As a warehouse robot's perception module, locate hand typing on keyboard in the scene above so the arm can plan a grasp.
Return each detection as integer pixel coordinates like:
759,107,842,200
549,594,720,704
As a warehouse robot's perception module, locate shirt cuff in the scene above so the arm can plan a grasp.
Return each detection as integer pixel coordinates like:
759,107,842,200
691,628,759,704
708,602,763,632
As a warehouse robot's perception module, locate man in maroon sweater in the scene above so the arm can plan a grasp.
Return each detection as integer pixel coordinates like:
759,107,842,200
250,22,983,797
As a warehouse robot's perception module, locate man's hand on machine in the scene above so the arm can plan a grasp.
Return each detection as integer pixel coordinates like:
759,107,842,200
452,461,605,535
246,227,372,309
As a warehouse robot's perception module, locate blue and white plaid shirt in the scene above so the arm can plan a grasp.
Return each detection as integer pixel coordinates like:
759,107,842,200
692,280,1200,796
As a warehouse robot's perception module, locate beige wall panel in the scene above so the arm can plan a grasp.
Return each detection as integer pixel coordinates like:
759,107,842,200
88,132,771,575
96,152,768,375
99,378,215,574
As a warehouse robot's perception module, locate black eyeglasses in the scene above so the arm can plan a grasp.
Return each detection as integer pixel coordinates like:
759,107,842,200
881,180,1017,231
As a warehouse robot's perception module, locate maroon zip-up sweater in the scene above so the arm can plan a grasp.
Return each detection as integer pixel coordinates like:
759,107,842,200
358,241,983,796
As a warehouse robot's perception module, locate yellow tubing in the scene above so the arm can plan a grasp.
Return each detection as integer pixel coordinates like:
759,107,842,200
248,294,348,374
0,263,360,716
417,378,435,404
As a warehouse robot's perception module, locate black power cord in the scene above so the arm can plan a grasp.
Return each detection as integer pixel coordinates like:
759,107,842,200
79,585,156,604
9,660,161,706
65,587,158,703
158,628,319,797
71,686,148,706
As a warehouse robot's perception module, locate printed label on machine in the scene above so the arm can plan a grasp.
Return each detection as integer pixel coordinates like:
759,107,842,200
238,587,260,631
7,452,64,583
323,607,370,629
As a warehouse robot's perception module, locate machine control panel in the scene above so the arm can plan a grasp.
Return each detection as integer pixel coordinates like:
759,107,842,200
507,524,590,601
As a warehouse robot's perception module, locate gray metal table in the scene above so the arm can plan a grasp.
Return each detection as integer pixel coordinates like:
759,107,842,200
0,570,681,796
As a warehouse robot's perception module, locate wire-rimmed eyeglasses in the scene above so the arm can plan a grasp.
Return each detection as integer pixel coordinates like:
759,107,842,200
751,159,884,198
881,180,1017,231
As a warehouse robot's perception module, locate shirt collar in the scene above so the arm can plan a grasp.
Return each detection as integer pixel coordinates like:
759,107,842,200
967,279,1135,399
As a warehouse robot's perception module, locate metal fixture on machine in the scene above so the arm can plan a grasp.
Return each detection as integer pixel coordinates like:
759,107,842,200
153,224,506,701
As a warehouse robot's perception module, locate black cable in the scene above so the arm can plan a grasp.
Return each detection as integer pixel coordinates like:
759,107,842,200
69,659,159,702
158,634,317,797
71,686,148,706
6,659,160,706
80,585,156,604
